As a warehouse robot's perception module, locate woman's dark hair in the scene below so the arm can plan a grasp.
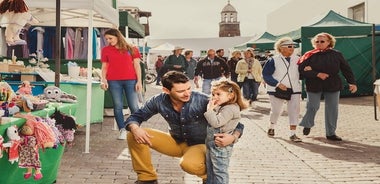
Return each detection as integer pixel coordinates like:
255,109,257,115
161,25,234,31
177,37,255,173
161,71,189,90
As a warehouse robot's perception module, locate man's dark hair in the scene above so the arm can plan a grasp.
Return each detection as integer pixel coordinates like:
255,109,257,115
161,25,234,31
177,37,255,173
161,71,189,90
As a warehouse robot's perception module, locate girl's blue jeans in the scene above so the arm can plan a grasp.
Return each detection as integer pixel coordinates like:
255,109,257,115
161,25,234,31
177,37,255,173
205,126,233,184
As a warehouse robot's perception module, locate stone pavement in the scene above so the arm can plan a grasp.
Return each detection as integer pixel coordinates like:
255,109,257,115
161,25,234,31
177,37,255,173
56,84,380,184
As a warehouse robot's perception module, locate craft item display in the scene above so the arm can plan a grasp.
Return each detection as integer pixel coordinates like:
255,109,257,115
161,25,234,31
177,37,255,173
11,113,56,180
0,135,4,158
3,125,21,164
50,109,77,146
0,0,39,46
40,86,78,103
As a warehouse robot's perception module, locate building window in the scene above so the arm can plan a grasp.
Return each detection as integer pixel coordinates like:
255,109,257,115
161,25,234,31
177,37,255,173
350,3,365,22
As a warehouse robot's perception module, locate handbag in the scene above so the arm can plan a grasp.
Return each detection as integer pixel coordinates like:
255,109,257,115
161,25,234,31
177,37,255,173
274,57,293,100
274,87,293,100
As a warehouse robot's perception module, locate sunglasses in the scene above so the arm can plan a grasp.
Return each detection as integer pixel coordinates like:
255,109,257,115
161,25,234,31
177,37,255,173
315,40,326,43
281,45,295,48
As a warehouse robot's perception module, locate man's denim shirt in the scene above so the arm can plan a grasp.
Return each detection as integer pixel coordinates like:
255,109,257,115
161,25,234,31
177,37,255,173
125,91,244,146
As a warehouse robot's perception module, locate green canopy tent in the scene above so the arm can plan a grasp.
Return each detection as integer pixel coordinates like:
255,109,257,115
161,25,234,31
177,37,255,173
234,32,277,51
276,29,301,42
300,10,378,97
246,32,277,51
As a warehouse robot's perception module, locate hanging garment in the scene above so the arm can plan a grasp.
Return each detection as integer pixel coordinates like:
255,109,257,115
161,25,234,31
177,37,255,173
65,27,75,59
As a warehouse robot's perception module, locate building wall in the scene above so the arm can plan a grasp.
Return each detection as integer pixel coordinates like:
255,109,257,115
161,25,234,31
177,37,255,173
219,24,241,37
267,0,380,35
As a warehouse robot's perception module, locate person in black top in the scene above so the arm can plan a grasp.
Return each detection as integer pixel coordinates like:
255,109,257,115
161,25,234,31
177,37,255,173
194,49,229,95
298,32,357,141
227,50,242,84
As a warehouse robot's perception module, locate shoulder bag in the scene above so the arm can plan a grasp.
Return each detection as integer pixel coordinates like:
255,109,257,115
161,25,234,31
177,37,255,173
274,57,293,100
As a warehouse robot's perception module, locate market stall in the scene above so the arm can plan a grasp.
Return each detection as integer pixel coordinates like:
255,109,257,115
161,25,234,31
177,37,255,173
23,0,119,153
47,81,104,126
0,102,77,184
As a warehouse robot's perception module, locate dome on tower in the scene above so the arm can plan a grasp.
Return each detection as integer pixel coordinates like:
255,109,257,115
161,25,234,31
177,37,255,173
222,3,236,12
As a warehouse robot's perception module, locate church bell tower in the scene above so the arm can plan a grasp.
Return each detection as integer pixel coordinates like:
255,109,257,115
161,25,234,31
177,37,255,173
219,0,240,37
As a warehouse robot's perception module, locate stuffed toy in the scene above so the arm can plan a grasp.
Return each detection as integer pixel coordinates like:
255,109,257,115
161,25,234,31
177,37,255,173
13,113,56,180
1,100,22,115
41,117,65,147
0,0,39,46
50,109,76,146
3,125,21,164
40,86,77,103
0,135,4,158
16,80,33,95
18,122,42,180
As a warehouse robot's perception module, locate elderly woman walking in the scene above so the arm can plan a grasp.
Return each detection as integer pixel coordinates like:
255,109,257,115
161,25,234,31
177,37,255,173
262,37,302,142
298,32,357,141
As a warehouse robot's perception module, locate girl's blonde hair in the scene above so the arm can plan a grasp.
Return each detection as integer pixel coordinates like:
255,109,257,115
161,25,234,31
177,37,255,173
211,79,248,110
104,28,134,55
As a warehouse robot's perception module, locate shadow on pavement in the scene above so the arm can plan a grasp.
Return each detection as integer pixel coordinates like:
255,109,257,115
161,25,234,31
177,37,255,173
280,136,380,164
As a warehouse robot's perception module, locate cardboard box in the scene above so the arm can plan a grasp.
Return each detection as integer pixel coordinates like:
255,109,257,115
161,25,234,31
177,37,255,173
21,74,36,82
0,63,8,72
8,64,25,72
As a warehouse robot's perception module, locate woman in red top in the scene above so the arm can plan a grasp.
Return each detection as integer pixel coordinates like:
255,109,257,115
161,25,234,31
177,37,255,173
100,28,142,140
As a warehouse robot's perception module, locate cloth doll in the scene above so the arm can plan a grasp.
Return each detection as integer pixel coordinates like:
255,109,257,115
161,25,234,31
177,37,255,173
17,81,33,95
3,125,21,164
40,86,78,103
13,114,56,180
18,120,42,180
0,0,39,46
50,109,76,146
37,116,64,148
0,135,4,158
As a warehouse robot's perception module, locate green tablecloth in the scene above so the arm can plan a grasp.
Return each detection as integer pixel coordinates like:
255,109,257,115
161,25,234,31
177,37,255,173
47,82,105,126
0,103,77,184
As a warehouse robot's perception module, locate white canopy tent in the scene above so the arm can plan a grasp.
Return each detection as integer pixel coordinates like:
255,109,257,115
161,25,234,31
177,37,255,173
146,42,175,69
25,0,119,153
25,0,118,28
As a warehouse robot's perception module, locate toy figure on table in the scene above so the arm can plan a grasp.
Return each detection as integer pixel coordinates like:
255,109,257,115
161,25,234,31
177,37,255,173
0,0,39,46
16,80,33,95
3,125,21,164
40,86,77,103
50,109,77,146
13,113,56,180
0,135,4,158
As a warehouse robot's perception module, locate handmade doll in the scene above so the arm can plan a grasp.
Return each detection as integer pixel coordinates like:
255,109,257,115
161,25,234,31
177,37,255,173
16,115,56,180
41,86,78,103
0,135,4,158
17,81,33,95
51,109,76,146
18,122,42,180
4,125,21,164
0,0,39,45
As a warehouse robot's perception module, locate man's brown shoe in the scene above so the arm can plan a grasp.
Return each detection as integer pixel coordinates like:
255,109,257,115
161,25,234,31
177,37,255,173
267,129,275,137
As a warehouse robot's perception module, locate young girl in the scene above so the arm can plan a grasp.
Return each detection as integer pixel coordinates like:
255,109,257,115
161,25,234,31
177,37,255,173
204,79,248,184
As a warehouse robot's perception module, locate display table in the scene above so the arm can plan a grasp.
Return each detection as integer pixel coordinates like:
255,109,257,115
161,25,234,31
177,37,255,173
0,103,77,184
47,82,104,126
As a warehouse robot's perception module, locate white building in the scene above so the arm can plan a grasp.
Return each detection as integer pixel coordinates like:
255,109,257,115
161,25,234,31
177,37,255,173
267,0,380,35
